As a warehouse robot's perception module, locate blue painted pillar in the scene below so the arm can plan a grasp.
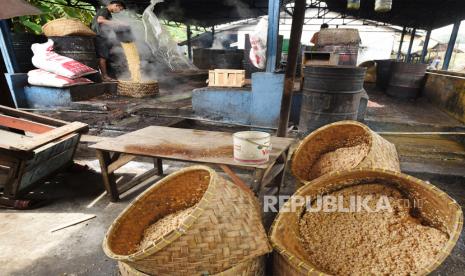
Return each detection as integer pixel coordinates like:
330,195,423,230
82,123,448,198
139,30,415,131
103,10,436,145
266,0,280,72
0,20,19,73
0,20,22,107
250,72,285,127
406,28,416,62
420,29,431,63
442,20,461,70
396,26,406,61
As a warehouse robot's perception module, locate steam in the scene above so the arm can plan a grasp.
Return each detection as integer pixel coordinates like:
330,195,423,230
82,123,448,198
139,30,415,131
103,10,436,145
210,0,258,50
141,0,195,71
98,0,195,82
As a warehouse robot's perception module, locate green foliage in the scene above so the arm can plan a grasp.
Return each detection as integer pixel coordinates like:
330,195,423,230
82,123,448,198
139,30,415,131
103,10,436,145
11,0,96,34
163,24,204,43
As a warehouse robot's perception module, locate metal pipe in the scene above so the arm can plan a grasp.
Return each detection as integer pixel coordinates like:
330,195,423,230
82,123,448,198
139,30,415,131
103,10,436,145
406,28,416,62
420,29,431,63
276,0,306,137
396,26,406,61
266,0,281,72
442,20,461,70
186,25,192,60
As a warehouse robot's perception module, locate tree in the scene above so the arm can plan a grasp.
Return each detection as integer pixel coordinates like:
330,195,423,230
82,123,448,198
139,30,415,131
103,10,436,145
10,0,96,34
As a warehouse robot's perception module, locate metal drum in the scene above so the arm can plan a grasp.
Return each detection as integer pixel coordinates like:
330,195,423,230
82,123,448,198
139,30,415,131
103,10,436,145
212,50,244,69
386,62,427,99
49,36,99,70
11,33,47,72
193,48,210,69
193,49,243,70
299,65,367,134
375,59,393,90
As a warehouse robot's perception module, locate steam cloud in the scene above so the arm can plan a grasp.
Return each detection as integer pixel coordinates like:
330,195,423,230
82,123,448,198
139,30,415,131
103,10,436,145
98,0,194,82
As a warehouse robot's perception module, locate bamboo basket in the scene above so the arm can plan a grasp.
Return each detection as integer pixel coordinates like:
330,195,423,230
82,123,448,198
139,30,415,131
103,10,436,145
291,120,400,185
42,18,96,37
103,165,271,275
118,256,266,276
117,80,159,98
269,169,463,275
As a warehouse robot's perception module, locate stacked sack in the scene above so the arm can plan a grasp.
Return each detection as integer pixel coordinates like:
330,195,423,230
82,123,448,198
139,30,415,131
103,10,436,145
28,18,98,88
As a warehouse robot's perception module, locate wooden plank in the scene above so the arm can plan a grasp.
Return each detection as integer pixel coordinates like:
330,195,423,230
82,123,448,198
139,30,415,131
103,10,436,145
108,154,137,173
50,215,96,233
118,168,160,195
0,114,55,134
0,129,32,148
80,135,107,144
219,165,253,195
0,105,68,127
154,158,163,175
0,129,34,158
90,126,295,169
96,150,119,202
11,122,88,152
261,164,285,188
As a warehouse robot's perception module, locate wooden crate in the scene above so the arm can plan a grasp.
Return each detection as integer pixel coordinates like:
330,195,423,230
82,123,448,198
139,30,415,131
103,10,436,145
0,105,88,199
302,51,339,66
208,69,246,88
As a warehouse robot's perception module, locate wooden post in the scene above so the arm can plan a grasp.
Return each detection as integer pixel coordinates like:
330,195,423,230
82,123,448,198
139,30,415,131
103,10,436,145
96,150,119,202
442,20,461,70
187,25,192,60
406,28,416,62
396,26,406,61
277,0,306,137
420,29,432,63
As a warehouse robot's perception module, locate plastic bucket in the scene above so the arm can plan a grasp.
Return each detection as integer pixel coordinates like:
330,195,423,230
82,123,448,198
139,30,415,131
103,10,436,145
233,131,271,164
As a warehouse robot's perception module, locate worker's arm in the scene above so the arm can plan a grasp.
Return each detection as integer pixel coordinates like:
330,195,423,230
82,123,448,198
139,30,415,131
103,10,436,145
97,16,119,26
310,33,318,45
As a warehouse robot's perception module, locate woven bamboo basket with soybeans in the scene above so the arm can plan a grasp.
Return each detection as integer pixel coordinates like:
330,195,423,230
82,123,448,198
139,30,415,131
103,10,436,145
292,120,400,186
102,165,271,275
270,169,463,275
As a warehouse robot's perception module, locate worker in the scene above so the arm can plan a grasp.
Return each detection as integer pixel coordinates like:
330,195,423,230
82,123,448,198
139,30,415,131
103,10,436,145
91,0,127,82
428,56,442,70
310,23,329,46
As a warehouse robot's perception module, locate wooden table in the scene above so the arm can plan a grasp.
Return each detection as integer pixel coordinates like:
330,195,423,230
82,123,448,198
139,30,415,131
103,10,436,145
90,126,294,202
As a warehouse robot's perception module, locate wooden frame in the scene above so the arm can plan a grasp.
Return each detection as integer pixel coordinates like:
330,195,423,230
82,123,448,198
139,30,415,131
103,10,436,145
0,105,88,199
94,147,289,202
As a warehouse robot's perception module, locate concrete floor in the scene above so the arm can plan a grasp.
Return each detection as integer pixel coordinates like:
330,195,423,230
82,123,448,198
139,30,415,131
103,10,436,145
2,75,465,275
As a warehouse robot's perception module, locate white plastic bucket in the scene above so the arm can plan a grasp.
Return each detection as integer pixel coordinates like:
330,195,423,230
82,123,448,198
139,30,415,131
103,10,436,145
233,131,271,164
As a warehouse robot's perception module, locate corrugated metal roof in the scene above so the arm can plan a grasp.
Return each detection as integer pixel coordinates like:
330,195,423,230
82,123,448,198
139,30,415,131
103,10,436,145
323,0,465,29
